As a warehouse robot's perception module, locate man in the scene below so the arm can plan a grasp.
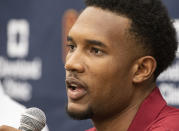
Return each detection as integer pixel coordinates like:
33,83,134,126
0,0,178,131
65,0,179,130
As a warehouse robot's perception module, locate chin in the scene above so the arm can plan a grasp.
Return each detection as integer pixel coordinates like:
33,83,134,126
65,104,93,120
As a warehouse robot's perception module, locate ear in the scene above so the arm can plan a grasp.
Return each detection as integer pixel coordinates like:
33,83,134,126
132,56,157,83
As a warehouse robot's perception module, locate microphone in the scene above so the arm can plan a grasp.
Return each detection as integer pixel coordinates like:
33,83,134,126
19,107,46,131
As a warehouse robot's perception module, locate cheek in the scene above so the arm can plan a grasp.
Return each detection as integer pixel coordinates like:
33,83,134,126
85,55,133,92
86,63,122,97
89,61,127,85
87,61,133,98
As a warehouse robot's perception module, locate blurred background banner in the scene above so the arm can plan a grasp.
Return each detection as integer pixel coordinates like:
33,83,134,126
0,0,178,131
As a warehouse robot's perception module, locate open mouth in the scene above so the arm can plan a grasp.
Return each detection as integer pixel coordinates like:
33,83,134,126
66,77,87,100
68,83,78,90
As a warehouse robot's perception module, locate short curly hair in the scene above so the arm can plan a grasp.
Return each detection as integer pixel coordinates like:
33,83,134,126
85,0,178,79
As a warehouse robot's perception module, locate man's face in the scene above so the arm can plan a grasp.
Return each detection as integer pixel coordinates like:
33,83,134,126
65,7,141,120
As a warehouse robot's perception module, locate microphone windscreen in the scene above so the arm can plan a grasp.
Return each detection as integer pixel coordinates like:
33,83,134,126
19,107,46,131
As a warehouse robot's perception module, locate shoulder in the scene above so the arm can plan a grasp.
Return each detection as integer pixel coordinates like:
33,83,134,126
0,92,26,128
146,106,179,131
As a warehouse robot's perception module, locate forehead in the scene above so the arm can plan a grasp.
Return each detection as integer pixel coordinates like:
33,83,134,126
78,7,130,26
69,7,132,46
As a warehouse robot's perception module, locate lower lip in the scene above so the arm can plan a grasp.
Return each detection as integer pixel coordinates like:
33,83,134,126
67,87,87,100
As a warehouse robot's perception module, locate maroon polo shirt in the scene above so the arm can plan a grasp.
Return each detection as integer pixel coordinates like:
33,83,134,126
86,88,179,131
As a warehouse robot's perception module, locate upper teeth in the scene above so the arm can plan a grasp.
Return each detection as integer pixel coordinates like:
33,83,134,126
71,84,77,87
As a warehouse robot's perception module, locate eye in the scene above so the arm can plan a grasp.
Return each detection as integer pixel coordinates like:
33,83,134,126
90,47,103,56
66,44,76,52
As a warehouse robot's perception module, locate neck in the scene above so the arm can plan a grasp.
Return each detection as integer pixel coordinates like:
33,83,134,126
92,83,156,131
93,103,140,131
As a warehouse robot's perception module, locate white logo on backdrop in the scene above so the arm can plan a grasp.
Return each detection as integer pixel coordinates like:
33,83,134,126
7,20,29,58
158,19,179,105
0,19,42,101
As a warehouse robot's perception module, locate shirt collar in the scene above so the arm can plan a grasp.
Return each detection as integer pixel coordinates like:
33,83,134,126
127,87,166,131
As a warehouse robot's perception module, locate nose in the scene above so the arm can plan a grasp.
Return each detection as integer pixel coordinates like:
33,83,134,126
65,51,85,73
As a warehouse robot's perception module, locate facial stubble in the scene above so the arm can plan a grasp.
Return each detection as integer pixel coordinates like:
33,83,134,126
65,104,94,120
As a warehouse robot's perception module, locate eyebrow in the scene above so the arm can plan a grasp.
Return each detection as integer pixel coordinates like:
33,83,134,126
85,39,107,48
67,36,75,43
67,36,107,48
